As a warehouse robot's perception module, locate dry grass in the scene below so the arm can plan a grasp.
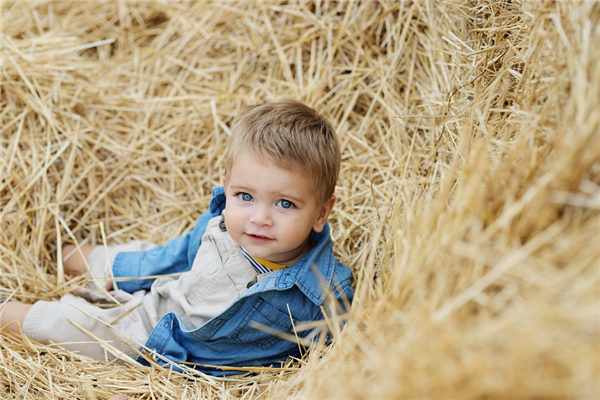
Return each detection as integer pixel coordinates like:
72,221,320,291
1,0,599,399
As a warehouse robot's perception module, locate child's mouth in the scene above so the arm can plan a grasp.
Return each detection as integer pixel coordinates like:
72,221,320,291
246,233,273,242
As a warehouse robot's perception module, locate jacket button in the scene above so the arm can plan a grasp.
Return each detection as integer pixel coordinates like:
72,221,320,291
246,277,258,288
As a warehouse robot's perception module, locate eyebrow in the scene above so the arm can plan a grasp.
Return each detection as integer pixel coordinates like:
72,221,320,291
273,192,304,204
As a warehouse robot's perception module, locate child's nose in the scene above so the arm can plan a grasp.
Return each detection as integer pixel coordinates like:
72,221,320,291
250,205,272,226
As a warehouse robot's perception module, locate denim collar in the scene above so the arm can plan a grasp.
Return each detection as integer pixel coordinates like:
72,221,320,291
209,186,227,215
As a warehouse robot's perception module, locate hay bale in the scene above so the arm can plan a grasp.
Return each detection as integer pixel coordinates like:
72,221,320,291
1,0,598,398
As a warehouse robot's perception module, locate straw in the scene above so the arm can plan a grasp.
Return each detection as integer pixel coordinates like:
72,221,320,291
1,0,598,398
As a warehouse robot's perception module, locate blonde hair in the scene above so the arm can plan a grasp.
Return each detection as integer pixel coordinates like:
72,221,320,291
225,100,340,203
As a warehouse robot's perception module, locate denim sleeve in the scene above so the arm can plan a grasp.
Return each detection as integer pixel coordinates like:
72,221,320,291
113,209,216,293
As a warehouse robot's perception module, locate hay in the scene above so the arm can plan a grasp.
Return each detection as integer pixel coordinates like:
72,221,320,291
1,0,598,398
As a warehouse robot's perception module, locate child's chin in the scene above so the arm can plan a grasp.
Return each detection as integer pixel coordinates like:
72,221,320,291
242,244,267,257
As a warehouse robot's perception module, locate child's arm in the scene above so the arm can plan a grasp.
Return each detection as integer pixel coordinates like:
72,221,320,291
111,233,194,292
61,210,216,292
64,188,226,293
111,208,218,292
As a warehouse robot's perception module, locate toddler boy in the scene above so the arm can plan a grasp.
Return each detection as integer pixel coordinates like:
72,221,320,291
0,100,353,375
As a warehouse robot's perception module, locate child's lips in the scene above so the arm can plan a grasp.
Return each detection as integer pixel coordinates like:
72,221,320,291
245,233,274,242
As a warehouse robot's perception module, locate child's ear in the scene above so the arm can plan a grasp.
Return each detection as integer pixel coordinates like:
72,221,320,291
312,196,336,233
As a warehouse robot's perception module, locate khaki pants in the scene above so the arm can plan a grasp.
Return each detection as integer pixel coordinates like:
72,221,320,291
22,242,156,362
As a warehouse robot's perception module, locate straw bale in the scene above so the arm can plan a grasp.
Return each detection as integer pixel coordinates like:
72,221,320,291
1,0,598,399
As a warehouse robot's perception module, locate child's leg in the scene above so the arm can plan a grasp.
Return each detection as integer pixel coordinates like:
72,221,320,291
21,293,153,361
1,245,101,334
0,301,32,334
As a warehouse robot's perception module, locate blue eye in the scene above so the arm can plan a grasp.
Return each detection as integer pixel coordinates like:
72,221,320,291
238,192,253,202
277,199,294,209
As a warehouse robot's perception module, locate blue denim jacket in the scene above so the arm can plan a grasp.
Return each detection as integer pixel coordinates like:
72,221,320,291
111,187,353,375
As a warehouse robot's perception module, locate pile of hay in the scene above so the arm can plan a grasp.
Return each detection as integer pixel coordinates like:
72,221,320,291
1,1,598,398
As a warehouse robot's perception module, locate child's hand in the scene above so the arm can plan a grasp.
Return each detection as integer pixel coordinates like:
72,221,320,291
62,244,95,276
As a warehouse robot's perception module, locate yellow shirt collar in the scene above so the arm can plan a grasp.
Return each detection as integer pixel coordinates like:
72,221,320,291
254,257,288,270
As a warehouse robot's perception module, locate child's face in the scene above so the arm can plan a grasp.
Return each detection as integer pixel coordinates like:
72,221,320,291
224,150,334,265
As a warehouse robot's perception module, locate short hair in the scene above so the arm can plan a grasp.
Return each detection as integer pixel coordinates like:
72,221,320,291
225,100,340,203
